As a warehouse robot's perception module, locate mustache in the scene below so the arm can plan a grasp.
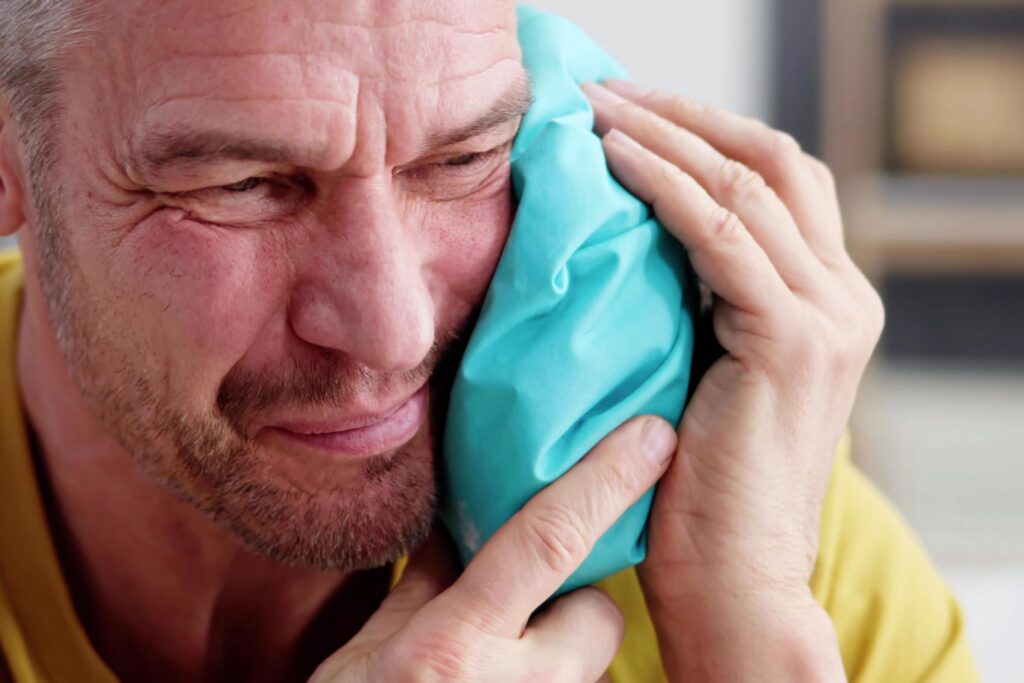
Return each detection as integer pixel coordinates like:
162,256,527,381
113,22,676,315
216,328,463,430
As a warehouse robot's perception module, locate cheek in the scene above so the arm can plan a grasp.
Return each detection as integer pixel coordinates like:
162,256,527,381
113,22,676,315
421,177,514,330
101,211,289,397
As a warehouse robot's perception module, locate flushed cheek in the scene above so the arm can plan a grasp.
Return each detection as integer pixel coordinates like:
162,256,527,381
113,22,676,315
421,177,514,330
107,210,290,402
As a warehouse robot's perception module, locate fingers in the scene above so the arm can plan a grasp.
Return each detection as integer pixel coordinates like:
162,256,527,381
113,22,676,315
602,79,845,264
599,127,792,317
583,82,824,292
522,587,624,682
448,416,677,639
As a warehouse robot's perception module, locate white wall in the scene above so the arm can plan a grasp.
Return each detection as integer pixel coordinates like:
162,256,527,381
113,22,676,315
525,0,776,121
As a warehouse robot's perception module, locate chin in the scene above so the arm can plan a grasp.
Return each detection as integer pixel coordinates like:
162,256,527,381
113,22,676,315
222,425,440,570
133,412,437,572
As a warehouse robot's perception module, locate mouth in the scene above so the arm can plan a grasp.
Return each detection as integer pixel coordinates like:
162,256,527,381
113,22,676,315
261,384,429,458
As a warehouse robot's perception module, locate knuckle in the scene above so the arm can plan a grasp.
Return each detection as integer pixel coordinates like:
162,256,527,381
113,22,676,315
807,155,836,190
770,130,803,158
706,205,745,246
717,158,770,206
869,289,886,338
846,273,886,349
522,504,592,576
758,129,803,171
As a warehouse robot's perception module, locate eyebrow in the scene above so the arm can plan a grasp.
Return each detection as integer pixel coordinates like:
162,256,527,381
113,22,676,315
138,74,534,172
425,74,534,150
139,133,308,170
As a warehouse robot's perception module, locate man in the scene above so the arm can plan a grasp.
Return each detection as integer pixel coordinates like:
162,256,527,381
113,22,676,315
0,1,977,681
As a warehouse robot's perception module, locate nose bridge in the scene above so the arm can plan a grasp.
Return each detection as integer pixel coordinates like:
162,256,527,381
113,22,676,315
290,179,435,373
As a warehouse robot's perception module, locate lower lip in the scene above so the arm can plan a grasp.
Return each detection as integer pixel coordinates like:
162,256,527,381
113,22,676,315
265,386,428,458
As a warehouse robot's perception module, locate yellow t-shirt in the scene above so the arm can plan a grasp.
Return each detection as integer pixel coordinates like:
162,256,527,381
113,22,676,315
0,248,978,682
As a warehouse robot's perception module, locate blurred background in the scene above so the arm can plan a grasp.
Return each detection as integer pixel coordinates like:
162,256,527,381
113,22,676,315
2,0,1020,678
530,0,1024,680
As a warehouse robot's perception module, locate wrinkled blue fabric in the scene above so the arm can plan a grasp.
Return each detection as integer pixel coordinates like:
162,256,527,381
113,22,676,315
440,5,696,596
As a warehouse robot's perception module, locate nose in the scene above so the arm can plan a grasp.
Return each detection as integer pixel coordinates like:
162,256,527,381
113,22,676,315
288,180,435,374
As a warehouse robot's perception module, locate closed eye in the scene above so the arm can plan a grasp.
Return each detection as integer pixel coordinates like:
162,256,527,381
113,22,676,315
439,151,493,168
220,176,267,192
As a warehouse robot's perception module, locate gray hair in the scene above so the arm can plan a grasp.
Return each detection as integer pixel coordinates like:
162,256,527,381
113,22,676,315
0,0,93,181
0,0,95,339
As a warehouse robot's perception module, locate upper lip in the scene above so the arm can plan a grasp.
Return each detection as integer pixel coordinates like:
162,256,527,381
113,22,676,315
265,384,426,435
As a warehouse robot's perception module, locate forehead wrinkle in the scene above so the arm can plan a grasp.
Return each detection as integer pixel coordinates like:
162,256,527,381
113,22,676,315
133,25,518,109
109,1,522,176
187,0,516,30
366,56,524,85
160,10,514,58
253,1,516,34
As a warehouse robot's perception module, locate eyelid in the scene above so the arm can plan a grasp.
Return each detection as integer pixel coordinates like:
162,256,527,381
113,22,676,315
398,136,515,174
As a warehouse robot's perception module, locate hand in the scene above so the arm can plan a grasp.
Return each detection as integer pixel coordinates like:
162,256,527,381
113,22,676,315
309,416,678,683
584,80,884,682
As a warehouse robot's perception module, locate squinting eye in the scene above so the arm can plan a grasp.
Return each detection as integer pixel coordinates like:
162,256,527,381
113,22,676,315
220,177,266,192
442,152,486,167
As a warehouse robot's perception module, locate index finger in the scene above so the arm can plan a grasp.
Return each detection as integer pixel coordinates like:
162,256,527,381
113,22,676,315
444,416,677,638
602,79,843,260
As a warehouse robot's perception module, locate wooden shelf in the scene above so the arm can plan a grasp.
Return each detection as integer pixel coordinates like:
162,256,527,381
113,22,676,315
842,175,1024,272
822,0,1024,274
893,0,1024,7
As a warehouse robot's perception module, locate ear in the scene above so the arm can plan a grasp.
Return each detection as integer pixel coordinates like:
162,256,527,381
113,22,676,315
0,97,27,237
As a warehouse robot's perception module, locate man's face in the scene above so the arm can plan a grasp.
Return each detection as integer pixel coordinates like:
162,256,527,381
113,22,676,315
24,0,524,569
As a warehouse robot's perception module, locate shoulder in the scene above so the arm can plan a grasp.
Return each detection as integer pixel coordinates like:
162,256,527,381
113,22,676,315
0,249,22,299
0,247,21,269
814,437,979,682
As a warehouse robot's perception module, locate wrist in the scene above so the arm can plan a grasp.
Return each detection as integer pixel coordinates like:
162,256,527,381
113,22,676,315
645,585,846,683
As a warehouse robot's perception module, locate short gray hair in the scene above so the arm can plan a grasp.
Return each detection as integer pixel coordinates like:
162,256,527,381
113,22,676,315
0,0,94,180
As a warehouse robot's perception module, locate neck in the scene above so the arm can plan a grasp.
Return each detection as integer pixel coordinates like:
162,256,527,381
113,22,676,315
15,275,387,683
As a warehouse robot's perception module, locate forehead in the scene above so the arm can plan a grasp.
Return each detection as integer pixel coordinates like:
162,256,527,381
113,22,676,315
100,0,522,169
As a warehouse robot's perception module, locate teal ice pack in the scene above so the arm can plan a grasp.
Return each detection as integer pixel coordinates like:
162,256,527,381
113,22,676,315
440,5,697,596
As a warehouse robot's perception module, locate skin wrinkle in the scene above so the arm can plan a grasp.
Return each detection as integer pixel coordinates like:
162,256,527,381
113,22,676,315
146,56,522,84
130,60,523,175
12,1,522,678
192,0,515,33
162,27,508,58
154,21,513,81
135,77,529,173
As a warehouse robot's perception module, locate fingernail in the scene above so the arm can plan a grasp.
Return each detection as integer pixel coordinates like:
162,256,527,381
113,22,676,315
604,79,649,99
582,81,624,105
642,418,676,466
604,128,640,150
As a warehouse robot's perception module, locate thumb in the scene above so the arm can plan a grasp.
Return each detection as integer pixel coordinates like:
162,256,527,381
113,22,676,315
353,526,461,645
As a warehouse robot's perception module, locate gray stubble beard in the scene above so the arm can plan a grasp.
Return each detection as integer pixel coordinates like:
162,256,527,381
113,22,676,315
26,168,444,572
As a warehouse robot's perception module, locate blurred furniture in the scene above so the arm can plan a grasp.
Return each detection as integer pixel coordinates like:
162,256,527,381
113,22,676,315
816,6,1024,679
819,0,1024,566
822,0,1024,275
